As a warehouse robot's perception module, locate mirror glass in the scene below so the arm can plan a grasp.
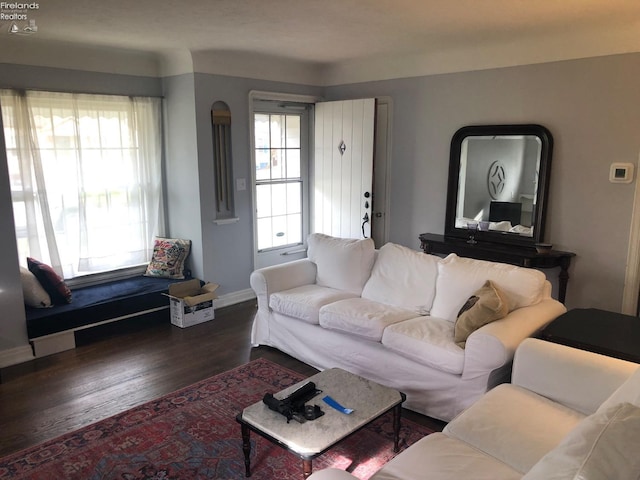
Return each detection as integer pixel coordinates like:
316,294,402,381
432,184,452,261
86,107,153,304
445,124,553,246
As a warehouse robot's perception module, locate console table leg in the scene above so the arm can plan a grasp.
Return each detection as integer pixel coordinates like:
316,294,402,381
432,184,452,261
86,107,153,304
393,403,402,452
302,459,313,478
241,423,252,477
558,257,571,304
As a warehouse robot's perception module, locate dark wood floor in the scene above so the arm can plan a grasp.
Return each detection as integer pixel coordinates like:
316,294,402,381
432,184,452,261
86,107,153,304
0,300,444,458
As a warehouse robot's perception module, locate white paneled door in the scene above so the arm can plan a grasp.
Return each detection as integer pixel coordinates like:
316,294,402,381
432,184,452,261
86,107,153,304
313,99,375,239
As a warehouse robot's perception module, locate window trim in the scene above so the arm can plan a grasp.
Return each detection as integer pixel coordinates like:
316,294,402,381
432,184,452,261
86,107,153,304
1,88,165,282
248,91,320,269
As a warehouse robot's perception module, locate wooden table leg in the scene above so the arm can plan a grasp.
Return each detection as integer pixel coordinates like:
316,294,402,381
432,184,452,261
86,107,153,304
558,256,572,304
241,423,252,477
393,403,402,452
302,459,313,478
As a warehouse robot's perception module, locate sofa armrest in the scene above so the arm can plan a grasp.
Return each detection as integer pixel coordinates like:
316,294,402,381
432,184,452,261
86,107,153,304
462,298,567,379
512,337,639,415
250,258,317,311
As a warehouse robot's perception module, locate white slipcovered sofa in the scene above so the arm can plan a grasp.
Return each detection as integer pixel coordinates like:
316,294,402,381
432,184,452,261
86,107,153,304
308,338,640,480
250,234,566,421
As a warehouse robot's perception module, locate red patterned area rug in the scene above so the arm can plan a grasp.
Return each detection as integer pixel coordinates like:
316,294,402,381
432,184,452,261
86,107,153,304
0,359,434,479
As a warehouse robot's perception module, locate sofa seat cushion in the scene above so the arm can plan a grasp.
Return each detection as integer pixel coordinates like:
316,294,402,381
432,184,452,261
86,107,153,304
361,242,440,313
269,285,358,325
307,233,376,295
522,402,640,480
318,298,417,341
371,433,522,480
444,384,586,474
381,317,464,374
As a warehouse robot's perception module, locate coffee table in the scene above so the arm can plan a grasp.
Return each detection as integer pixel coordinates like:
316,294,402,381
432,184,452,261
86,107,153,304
236,367,406,478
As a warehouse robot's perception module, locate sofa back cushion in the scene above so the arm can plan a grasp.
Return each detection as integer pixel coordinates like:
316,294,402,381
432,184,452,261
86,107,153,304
361,243,440,313
597,366,640,413
430,254,546,322
307,233,376,295
522,402,640,480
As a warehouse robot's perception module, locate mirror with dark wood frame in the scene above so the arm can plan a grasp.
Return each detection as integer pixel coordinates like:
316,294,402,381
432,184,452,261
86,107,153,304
444,124,553,247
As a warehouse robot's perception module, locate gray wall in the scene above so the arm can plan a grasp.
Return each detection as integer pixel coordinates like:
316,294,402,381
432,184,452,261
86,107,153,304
1,52,639,357
0,109,25,348
325,53,640,311
191,73,322,293
161,73,203,279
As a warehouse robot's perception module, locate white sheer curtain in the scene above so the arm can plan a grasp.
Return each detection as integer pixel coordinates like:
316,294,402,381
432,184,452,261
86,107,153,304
1,89,164,279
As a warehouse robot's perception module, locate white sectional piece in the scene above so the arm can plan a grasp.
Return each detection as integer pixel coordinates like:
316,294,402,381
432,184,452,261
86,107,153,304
309,339,640,480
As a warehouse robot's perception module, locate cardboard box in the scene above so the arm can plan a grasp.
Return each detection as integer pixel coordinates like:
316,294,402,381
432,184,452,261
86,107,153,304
165,279,219,328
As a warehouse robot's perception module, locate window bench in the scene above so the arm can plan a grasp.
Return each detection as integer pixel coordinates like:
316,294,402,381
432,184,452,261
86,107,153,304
26,276,184,357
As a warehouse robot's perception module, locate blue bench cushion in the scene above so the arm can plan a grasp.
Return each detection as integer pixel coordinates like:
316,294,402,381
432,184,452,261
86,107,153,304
26,276,184,339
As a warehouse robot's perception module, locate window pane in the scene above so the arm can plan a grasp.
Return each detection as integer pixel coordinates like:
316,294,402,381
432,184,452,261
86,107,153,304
286,182,301,214
286,149,301,179
255,148,270,181
270,115,285,148
270,149,284,180
286,115,300,148
257,217,273,250
287,213,302,244
271,215,288,247
256,184,272,218
254,114,270,149
271,183,287,216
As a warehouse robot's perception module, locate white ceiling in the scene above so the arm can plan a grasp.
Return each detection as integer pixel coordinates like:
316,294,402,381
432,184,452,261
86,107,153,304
2,0,640,84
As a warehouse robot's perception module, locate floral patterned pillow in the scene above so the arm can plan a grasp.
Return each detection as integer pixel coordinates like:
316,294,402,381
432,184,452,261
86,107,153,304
144,237,191,279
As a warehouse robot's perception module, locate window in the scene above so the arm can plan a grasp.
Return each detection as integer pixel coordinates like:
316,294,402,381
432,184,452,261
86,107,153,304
0,89,164,280
254,109,305,251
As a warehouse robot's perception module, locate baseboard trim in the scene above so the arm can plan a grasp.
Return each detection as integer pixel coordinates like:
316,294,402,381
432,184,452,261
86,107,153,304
0,344,34,368
216,289,256,309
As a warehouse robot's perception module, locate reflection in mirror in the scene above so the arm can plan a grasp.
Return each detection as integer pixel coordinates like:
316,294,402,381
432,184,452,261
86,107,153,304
457,134,541,235
445,125,553,246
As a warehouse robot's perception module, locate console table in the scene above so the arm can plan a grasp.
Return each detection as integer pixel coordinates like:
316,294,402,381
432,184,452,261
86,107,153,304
419,233,576,303
540,308,640,363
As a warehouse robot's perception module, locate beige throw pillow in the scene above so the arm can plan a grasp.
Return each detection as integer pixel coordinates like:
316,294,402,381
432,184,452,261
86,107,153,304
20,266,52,308
454,280,508,348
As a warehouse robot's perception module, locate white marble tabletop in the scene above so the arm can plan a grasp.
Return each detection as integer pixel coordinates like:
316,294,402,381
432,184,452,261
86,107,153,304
241,368,403,455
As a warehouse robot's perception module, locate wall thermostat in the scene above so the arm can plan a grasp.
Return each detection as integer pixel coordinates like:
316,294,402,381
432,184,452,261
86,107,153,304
609,162,634,184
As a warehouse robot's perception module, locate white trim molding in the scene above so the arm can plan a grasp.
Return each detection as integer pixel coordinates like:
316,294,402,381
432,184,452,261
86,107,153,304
215,289,256,309
621,151,640,315
0,344,34,368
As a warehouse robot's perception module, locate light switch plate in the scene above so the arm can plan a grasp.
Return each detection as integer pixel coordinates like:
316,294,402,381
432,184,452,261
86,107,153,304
236,178,246,191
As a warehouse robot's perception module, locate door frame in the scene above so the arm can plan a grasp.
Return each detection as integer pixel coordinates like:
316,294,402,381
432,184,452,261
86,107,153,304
248,90,321,270
622,152,640,314
372,96,393,247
